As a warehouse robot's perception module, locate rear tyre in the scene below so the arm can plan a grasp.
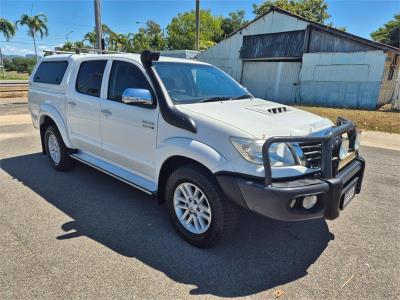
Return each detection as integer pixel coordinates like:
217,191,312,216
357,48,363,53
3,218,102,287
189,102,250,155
44,126,73,171
165,164,239,248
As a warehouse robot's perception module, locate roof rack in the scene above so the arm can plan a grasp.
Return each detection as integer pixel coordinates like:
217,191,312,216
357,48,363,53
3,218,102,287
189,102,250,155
44,48,127,56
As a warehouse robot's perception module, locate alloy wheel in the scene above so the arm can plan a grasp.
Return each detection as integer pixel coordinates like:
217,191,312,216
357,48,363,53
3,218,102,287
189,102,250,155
173,182,212,234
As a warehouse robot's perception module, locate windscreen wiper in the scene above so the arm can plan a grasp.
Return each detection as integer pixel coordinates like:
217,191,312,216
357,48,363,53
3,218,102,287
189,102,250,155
199,96,231,103
231,94,253,100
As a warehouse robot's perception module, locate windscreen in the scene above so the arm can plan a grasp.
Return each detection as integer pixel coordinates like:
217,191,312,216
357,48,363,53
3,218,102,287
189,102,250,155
154,62,251,104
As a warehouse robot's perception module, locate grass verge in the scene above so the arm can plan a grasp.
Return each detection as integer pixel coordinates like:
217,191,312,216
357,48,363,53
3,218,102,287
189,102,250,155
0,71,30,80
296,105,400,134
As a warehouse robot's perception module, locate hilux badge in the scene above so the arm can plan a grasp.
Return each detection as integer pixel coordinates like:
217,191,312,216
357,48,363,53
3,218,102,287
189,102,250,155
142,120,155,129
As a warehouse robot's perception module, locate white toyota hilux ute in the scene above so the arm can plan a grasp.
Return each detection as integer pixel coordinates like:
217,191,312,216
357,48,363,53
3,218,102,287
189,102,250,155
28,50,365,247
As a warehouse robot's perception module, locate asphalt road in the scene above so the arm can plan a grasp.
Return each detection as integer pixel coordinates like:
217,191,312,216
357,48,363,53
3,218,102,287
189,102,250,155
0,105,399,299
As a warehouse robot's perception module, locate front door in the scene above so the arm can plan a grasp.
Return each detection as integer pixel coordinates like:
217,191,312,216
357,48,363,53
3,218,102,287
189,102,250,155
100,59,158,181
66,59,107,155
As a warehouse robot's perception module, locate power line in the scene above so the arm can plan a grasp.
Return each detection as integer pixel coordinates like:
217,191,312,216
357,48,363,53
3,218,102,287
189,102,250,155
0,40,57,47
49,20,94,29
0,39,64,44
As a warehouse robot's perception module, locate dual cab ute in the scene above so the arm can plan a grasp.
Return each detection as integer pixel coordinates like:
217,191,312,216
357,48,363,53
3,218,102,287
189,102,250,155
28,50,365,247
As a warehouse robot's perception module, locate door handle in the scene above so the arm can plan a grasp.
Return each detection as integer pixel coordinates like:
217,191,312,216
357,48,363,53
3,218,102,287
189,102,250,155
67,101,76,107
101,109,112,117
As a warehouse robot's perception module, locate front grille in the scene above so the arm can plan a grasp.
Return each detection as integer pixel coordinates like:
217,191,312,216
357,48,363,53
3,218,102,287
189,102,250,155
298,142,322,169
299,135,346,175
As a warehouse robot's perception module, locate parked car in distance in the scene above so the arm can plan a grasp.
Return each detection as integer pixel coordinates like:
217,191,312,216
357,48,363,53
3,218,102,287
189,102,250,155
28,50,365,247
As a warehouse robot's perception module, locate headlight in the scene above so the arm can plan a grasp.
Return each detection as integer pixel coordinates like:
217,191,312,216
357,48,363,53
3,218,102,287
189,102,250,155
354,131,361,150
230,137,300,167
339,137,349,160
269,142,297,167
230,137,264,165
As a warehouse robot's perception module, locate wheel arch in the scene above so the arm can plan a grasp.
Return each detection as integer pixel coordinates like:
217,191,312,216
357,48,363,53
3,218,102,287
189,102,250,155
39,105,73,153
156,138,233,202
157,156,215,203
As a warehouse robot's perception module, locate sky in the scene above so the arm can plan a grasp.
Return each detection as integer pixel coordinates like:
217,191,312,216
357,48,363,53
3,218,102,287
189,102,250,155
0,0,399,55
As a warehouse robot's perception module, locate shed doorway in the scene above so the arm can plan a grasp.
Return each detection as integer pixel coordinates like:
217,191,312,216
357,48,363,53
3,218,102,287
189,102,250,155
241,61,301,104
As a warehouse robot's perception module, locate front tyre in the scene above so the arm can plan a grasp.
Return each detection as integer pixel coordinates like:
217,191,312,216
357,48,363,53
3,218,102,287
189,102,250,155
44,126,73,171
165,165,238,248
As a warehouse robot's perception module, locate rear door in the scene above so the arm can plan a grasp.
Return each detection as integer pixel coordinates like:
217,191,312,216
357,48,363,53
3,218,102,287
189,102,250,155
99,59,158,180
66,59,107,155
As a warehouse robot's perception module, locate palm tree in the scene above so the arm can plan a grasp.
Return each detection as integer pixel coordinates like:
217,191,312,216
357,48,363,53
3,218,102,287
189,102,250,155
15,13,48,62
0,18,16,41
84,31,97,48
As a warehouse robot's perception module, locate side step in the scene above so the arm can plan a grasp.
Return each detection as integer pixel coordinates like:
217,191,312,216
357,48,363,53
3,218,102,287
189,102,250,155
70,152,157,195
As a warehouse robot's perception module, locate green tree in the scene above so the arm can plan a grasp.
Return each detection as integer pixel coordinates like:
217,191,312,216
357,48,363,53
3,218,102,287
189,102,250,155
101,24,115,49
0,18,16,41
84,31,97,48
130,29,151,52
145,20,166,50
125,20,166,52
253,0,330,24
84,24,115,49
371,14,400,47
58,40,89,51
5,57,36,74
15,13,48,62
167,9,223,50
73,40,86,49
109,32,128,51
221,10,248,37
59,41,73,51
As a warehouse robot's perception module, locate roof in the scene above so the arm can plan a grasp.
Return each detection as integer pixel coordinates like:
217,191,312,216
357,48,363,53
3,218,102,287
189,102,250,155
41,52,210,65
225,6,400,54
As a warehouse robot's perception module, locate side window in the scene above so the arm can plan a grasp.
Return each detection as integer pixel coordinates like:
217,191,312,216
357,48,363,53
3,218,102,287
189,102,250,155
108,60,152,102
33,61,68,84
76,60,107,97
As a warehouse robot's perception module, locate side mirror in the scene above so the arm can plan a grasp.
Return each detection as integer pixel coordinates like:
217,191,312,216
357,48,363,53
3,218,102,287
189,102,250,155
121,88,152,105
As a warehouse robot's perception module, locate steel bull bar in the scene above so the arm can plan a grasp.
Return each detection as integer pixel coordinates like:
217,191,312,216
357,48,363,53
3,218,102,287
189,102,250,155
260,117,365,220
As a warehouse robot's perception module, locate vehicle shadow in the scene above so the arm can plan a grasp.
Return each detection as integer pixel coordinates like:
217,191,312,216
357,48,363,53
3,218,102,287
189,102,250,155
1,153,334,297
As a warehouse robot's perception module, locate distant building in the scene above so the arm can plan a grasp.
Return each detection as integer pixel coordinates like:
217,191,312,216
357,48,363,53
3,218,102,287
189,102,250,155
160,50,199,60
197,7,400,109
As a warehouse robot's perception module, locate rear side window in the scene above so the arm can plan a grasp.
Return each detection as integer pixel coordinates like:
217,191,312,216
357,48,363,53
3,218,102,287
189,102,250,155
33,61,68,84
76,60,107,97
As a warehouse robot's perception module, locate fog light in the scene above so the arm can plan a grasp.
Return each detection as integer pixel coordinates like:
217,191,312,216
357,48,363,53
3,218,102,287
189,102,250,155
302,195,318,210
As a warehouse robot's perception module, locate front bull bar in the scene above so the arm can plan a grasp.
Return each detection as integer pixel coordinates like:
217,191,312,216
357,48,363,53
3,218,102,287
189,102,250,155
262,117,357,186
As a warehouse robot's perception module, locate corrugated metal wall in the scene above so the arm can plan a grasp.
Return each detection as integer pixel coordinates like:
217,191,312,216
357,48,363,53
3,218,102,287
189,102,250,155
240,30,305,59
308,28,375,53
198,10,394,109
242,61,301,103
197,11,308,81
299,51,386,108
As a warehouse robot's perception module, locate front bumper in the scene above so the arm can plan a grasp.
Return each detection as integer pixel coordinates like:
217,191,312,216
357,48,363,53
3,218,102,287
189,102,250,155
217,118,365,221
217,156,365,221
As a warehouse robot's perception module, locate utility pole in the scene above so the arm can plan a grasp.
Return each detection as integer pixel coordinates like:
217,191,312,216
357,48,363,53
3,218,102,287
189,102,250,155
94,0,103,51
0,47,5,79
195,0,200,51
